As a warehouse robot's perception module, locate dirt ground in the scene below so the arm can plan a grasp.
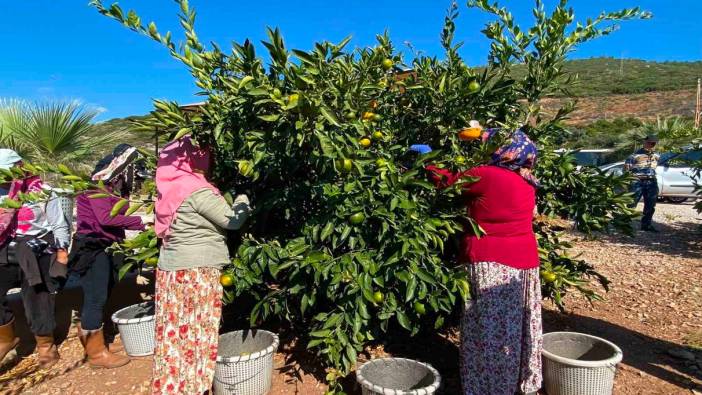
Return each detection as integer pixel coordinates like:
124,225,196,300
1,202,700,395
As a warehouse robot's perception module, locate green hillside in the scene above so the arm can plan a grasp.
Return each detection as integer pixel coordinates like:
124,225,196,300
549,57,702,96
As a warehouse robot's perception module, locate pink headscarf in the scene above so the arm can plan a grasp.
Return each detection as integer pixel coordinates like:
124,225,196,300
155,136,219,239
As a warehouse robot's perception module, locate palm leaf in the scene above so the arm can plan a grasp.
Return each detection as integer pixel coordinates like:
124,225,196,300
0,100,126,169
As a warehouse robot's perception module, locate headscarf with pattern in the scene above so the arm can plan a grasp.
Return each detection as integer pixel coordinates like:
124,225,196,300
482,127,539,187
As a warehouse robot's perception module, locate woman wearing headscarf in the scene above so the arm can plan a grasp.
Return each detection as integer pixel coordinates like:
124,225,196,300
69,144,145,368
0,149,71,369
422,128,542,395
151,136,251,394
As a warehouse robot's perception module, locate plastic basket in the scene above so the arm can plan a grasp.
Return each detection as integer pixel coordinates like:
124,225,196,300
542,332,623,395
214,330,279,395
356,358,441,395
110,302,155,357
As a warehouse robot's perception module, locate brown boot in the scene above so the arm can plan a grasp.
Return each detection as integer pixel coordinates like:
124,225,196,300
75,324,123,356
0,319,20,363
34,335,60,369
79,327,130,369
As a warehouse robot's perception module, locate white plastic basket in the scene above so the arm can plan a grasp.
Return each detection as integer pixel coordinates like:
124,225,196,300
110,302,155,357
214,330,279,395
356,358,441,395
542,332,623,395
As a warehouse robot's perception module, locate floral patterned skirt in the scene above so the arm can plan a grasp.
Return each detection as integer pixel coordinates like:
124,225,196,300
152,267,223,395
460,262,543,395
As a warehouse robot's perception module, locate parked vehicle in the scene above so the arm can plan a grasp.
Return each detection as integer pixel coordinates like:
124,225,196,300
600,149,702,203
555,149,616,168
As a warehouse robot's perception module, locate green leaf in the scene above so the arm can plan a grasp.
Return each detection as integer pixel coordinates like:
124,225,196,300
117,262,133,281
310,328,330,337
434,316,445,329
405,277,417,302
88,193,111,199
238,75,255,89
345,344,357,366
110,199,128,217
307,339,325,349
258,114,281,122
125,203,143,216
173,127,190,141
320,222,334,241
320,106,340,127
292,49,318,66
396,310,411,331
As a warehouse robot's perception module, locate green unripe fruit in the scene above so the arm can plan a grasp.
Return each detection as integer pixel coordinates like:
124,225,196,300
349,212,365,225
468,80,481,93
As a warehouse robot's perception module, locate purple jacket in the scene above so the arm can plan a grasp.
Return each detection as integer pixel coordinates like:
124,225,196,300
75,192,145,242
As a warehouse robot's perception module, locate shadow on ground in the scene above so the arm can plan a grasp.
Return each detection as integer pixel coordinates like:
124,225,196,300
544,309,702,392
590,202,702,260
319,308,702,394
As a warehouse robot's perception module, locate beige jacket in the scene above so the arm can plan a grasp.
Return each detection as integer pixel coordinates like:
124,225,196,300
158,188,251,271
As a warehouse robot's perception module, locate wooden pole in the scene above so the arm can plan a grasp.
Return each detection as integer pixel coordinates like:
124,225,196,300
695,78,701,130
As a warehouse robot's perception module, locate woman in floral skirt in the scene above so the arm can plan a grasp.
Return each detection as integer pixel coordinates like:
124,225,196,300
423,127,542,395
151,136,251,394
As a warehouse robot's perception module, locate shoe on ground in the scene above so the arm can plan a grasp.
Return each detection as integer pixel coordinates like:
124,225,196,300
78,326,130,369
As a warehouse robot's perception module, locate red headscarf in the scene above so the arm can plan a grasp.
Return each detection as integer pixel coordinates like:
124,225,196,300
154,136,219,239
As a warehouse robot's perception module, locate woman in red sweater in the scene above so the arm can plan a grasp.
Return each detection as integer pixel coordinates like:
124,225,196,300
423,128,541,395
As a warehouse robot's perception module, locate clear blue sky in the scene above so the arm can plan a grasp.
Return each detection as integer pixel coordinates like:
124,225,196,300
2,1,700,121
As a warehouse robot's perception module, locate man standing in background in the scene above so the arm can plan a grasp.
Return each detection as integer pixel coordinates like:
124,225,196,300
624,135,661,232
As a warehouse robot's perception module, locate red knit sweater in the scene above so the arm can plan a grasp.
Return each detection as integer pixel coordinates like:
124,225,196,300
427,165,539,269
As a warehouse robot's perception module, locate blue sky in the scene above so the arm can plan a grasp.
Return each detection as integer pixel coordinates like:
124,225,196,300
2,1,701,121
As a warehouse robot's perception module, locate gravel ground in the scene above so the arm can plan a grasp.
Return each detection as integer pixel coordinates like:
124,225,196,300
0,201,700,395
544,201,702,395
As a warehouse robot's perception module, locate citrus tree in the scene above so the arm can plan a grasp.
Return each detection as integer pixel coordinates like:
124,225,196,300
13,0,645,390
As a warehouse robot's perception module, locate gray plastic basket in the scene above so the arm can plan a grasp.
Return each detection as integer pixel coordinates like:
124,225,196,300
356,358,441,395
542,332,623,395
110,302,155,357
214,330,279,395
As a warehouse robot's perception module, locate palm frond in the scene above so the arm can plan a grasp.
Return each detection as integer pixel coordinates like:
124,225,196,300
0,100,126,169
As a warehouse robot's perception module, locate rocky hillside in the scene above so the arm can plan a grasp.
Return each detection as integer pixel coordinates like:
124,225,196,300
542,89,697,126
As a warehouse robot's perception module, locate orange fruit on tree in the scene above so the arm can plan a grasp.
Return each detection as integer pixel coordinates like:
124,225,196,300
370,100,379,110
220,273,235,287
359,138,372,148
458,127,482,141
362,112,375,121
